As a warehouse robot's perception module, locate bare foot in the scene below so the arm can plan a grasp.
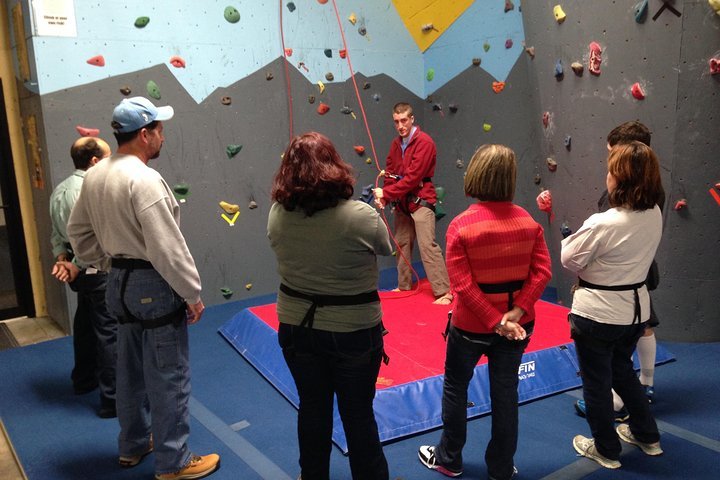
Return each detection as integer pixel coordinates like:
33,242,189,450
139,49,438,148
433,293,453,305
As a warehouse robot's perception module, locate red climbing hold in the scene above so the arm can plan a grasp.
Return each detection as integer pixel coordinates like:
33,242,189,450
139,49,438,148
709,57,720,75
76,126,100,137
588,42,602,76
536,190,555,220
169,56,186,68
284,48,293,57
542,111,550,128
492,81,506,93
631,82,645,100
353,145,365,155
317,0,328,4
339,49,347,59
317,103,330,115
86,55,105,67
674,199,687,210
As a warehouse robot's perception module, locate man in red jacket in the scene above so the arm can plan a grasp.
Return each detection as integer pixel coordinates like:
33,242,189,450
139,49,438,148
374,102,452,304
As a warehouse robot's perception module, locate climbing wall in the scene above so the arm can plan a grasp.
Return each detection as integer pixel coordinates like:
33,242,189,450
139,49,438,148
520,1,720,341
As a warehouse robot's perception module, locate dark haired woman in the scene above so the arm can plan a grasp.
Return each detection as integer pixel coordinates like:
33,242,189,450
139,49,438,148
268,132,392,480
562,141,664,469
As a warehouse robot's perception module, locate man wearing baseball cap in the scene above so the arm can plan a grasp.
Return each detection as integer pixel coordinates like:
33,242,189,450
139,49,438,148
68,97,220,480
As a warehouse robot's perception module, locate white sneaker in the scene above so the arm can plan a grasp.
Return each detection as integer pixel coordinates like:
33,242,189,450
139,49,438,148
573,435,621,469
616,424,663,456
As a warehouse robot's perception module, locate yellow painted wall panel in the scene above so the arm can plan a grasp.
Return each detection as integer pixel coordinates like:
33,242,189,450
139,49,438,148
392,0,474,52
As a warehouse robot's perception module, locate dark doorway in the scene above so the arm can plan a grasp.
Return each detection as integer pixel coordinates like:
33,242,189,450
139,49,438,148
0,78,34,319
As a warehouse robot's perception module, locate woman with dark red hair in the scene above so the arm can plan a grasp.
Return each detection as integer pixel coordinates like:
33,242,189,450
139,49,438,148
268,132,392,480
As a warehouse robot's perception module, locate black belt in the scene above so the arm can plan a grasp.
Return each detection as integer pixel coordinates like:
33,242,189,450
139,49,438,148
478,280,524,311
112,257,185,329
280,283,380,329
578,278,645,324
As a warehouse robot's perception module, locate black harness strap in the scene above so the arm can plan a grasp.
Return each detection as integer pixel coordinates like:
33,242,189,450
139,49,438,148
112,258,186,329
478,280,525,311
578,278,645,324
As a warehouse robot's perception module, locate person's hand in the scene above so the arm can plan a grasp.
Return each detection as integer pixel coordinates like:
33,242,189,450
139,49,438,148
494,307,527,340
52,261,80,283
186,299,205,324
373,188,386,209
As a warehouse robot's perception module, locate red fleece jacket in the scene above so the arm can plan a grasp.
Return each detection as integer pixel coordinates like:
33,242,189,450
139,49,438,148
382,126,437,211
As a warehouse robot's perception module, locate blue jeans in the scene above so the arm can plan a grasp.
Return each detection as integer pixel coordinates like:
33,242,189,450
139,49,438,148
570,313,659,460
278,322,389,480
69,270,117,403
106,267,191,474
434,323,532,480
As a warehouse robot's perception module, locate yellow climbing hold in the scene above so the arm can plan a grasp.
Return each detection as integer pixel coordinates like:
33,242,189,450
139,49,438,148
483,123,492,132
348,13,357,25
317,81,325,94
245,283,253,290
553,5,566,23
219,201,240,214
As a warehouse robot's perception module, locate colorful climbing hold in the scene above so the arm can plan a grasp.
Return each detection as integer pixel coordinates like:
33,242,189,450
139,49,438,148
146,80,161,99
372,93,381,102
472,58,481,66
339,49,347,59
134,16,150,28
709,186,720,206
340,105,353,115
709,57,720,75
553,5,567,23
365,157,372,165
169,56,186,68
317,103,330,115
492,81,505,93
220,287,233,299
86,55,105,67
505,1,515,13
363,82,371,89
421,23,436,33
455,159,464,169
266,72,274,80
555,59,564,79
348,13,357,25
325,72,334,81
505,39,513,49
286,2,296,13
324,49,332,58
76,126,100,137
711,0,720,15
546,157,558,172
571,61,584,76
317,81,325,94
533,173,542,185
219,201,240,214
525,46,535,59
631,82,646,100
536,189,555,220
564,135,572,150
432,103,442,112
542,111,550,128
449,104,458,113
245,283,253,290
358,26,367,36
224,6,241,23
588,42,602,76
674,199,687,210
483,42,491,52
221,96,232,105
120,86,132,96
226,144,243,158
560,222,573,238
635,0,649,23
248,200,258,209
172,183,190,200
354,145,366,155
284,48,293,57
426,68,435,81
308,95,316,104
483,123,492,132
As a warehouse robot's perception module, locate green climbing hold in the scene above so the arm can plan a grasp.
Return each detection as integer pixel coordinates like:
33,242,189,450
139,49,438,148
173,183,190,200
220,287,233,299
483,123,492,132
146,80,161,100
426,68,435,81
483,41,491,52
224,6,241,23
134,16,150,28
226,144,243,158
435,186,445,201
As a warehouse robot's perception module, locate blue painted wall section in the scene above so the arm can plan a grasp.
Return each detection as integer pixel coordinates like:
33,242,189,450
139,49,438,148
17,0,524,102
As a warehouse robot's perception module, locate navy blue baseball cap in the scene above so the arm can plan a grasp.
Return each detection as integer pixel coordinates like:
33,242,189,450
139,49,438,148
111,96,174,133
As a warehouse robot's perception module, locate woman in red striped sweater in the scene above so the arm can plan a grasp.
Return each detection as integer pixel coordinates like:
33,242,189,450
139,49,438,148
418,144,552,480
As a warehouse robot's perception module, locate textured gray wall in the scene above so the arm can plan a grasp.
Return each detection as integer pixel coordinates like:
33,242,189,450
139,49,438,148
520,0,720,341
